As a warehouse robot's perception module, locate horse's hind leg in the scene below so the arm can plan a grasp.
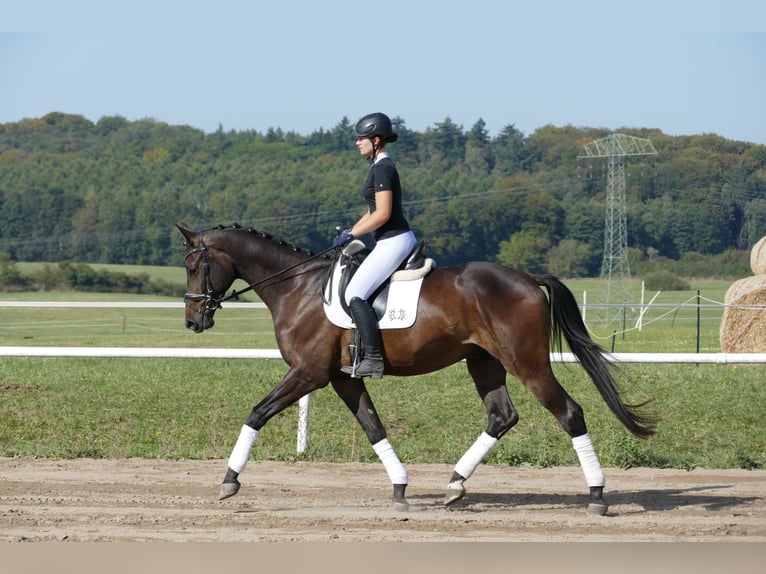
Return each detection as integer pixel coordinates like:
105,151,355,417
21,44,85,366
331,377,409,511
519,366,608,515
446,349,519,506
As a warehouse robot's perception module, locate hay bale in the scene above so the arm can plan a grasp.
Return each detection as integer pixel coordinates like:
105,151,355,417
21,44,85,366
751,235,766,275
724,275,766,305
720,285,766,352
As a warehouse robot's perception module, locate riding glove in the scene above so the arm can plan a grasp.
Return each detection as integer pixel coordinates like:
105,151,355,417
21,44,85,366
332,229,354,248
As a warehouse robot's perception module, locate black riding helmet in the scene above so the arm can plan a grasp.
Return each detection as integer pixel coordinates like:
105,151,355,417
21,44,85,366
353,112,399,143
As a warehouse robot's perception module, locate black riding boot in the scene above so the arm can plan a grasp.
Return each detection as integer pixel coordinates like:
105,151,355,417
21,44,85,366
342,297,384,379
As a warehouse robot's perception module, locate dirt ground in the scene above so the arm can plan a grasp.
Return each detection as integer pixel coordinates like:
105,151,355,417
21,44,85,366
1,457,765,542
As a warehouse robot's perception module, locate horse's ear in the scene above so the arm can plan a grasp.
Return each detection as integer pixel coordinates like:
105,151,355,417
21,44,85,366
176,223,195,243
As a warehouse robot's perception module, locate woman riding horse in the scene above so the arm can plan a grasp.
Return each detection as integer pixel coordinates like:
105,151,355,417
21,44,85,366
332,112,417,379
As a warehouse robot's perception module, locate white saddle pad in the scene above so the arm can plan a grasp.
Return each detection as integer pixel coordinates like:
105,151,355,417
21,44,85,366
322,258,424,330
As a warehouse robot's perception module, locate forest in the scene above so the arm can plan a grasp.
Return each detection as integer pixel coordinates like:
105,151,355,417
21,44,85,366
1,111,765,279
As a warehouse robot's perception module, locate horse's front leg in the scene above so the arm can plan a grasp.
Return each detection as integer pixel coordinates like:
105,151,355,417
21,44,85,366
446,352,519,506
219,367,328,501
331,377,409,511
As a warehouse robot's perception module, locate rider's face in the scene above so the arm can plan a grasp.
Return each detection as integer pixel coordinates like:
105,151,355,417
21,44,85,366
356,136,375,158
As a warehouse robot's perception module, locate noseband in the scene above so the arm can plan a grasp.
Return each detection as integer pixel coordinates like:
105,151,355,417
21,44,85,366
183,233,224,317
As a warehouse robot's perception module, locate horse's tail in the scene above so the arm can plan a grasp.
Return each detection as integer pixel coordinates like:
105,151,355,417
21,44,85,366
535,274,656,438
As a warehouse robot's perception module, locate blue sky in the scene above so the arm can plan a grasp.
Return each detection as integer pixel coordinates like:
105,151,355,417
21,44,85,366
2,1,765,144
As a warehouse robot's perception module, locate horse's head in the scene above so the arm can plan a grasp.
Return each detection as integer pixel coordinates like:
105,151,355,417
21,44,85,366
177,224,237,333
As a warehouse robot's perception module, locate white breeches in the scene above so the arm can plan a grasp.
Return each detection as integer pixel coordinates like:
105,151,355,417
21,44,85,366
344,231,417,305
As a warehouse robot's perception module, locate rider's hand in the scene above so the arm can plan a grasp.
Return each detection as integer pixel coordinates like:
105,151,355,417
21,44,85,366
332,229,354,248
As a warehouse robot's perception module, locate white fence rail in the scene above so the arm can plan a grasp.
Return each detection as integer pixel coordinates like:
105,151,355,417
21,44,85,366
1,346,765,363
0,301,266,309
0,346,282,359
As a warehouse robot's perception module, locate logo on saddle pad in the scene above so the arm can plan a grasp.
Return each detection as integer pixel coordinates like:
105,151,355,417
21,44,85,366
323,239,435,330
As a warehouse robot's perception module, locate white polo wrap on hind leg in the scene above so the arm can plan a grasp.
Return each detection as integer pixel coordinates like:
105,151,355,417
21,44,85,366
454,432,498,479
572,433,605,487
373,438,408,485
228,425,259,474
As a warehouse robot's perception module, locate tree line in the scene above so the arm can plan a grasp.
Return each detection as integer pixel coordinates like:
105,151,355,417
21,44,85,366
1,111,764,279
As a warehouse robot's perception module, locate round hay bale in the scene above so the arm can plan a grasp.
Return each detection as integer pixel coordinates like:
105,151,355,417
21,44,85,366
720,285,766,352
724,275,766,305
751,235,766,275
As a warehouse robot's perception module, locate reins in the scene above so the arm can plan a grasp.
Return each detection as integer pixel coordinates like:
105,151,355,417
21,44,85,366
219,245,338,304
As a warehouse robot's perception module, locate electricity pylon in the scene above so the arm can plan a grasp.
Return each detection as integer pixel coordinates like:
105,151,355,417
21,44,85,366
578,133,657,325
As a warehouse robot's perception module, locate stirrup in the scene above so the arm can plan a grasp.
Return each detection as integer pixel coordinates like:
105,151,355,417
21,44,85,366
342,358,384,379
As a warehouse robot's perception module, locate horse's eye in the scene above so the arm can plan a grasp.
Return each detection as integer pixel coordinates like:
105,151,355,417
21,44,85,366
187,266,198,276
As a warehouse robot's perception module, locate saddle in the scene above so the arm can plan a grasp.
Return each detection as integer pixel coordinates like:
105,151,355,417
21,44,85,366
322,239,436,328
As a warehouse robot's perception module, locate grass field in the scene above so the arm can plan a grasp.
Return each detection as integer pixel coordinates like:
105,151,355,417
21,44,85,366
14,262,188,287
0,269,763,470
1,357,763,470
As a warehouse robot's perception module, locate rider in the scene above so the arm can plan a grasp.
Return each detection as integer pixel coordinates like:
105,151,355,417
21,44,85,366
332,112,417,379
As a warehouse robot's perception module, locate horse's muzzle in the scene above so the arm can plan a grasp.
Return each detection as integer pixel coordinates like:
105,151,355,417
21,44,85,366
185,316,215,333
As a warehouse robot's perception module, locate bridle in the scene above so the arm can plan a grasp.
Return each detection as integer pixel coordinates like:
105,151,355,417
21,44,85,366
183,232,227,317
183,230,339,319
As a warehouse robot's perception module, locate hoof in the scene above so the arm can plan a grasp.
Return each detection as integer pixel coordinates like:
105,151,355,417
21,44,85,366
587,501,609,516
444,481,466,507
391,483,409,511
390,500,410,512
219,480,241,501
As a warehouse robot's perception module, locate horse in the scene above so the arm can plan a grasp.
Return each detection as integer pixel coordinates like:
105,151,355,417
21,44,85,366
178,222,655,515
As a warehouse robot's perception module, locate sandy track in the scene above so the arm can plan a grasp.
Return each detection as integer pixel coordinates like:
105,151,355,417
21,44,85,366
1,458,764,542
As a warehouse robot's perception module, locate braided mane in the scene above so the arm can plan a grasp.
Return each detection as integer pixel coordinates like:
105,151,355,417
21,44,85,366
213,222,328,259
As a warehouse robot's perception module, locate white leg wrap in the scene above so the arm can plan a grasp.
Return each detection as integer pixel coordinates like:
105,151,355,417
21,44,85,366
372,438,408,485
454,432,498,480
572,433,605,487
228,425,259,474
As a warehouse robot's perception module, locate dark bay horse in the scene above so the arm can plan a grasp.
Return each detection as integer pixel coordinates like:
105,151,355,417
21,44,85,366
178,223,655,515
